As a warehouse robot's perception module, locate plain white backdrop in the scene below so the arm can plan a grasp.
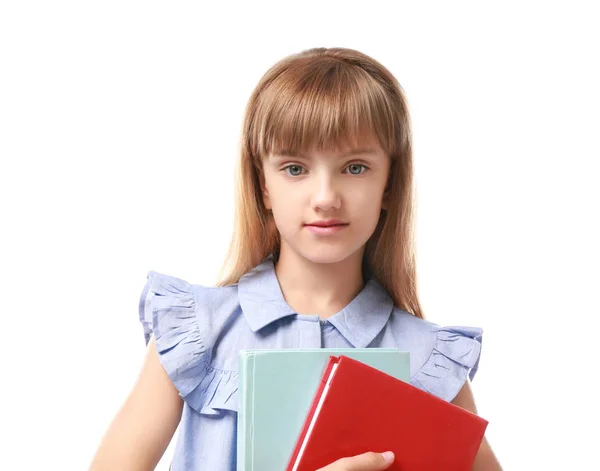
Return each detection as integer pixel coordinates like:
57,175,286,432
1,1,598,469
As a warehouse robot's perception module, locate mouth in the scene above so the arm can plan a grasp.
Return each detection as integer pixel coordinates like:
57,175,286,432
304,221,349,235
305,220,349,228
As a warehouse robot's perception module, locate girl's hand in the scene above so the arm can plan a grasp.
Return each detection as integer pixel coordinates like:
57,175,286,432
316,451,395,471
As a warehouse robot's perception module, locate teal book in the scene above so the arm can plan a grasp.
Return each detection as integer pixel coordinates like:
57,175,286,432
236,349,410,471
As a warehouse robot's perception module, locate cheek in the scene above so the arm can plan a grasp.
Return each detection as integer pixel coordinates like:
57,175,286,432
351,186,383,210
271,208,300,239
269,183,292,211
269,185,300,227
349,187,385,231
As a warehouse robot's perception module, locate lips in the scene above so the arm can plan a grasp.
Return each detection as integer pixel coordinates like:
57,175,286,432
305,220,348,227
304,220,349,235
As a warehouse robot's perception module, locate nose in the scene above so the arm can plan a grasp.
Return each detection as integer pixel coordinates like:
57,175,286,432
311,173,341,212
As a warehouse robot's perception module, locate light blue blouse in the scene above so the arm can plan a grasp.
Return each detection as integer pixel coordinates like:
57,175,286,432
138,255,483,471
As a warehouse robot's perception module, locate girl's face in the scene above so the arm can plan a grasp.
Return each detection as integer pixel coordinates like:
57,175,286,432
261,137,391,266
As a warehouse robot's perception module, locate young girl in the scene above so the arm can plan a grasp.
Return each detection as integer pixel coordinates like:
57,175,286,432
90,47,502,471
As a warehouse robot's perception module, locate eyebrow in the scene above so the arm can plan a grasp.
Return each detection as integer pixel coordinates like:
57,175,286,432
274,147,379,159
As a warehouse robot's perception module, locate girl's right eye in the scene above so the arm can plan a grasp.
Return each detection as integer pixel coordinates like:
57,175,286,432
283,164,305,176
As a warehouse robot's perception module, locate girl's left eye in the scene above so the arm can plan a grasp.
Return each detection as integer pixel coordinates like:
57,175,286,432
283,164,305,176
346,163,367,175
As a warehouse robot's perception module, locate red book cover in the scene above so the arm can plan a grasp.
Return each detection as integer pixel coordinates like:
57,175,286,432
286,355,488,471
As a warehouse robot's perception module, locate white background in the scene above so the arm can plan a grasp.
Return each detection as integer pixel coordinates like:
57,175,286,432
1,1,598,470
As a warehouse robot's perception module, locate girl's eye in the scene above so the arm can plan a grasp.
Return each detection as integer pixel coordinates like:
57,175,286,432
284,165,304,176
347,163,367,175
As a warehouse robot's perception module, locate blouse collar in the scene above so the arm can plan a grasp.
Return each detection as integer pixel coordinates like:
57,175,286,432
237,255,394,348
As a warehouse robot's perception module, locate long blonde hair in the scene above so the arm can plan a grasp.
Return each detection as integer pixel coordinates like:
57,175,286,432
217,47,424,319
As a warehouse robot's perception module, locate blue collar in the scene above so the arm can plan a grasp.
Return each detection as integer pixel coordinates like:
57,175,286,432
237,255,394,348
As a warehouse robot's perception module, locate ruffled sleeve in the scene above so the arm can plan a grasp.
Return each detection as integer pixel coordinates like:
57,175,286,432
138,271,238,415
410,325,483,402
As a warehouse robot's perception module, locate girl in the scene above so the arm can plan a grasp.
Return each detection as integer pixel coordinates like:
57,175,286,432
90,47,502,471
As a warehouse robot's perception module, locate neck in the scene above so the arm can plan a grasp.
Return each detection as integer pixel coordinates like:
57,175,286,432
274,245,366,319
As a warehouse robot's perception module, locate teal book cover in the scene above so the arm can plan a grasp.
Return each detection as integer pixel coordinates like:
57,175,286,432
236,349,410,471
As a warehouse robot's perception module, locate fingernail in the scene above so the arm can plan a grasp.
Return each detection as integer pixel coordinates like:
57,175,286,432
381,451,395,463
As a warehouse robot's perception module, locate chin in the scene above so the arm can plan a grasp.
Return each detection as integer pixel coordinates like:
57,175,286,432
303,253,346,265
278,231,369,266
296,245,363,266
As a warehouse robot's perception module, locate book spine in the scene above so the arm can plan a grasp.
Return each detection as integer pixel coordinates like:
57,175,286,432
236,351,255,471
285,356,339,471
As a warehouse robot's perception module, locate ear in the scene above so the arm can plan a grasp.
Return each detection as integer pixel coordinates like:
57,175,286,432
381,175,392,211
258,171,272,210
381,193,389,211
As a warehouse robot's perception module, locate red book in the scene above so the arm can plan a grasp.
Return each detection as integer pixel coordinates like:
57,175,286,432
286,355,488,471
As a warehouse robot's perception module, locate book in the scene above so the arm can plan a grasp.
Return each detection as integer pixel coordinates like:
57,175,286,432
237,349,410,471
286,355,488,471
